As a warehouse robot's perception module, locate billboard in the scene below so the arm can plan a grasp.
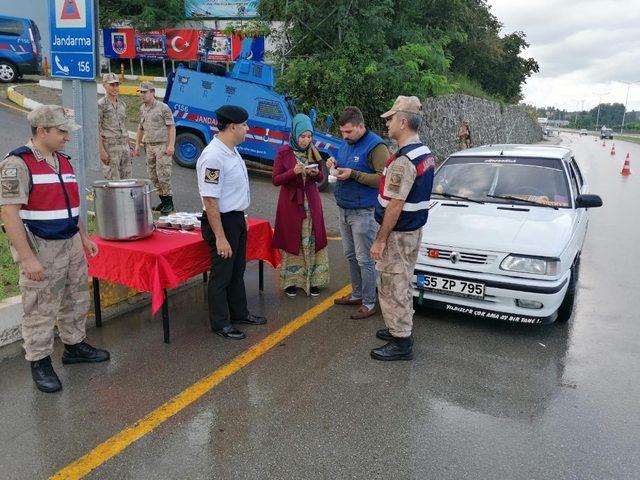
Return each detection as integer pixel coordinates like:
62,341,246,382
186,0,259,19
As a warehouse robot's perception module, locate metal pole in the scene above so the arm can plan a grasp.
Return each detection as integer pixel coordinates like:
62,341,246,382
171,60,175,72
140,58,144,76
71,80,87,223
162,59,166,77
619,82,638,134
129,58,134,75
621,85,630,134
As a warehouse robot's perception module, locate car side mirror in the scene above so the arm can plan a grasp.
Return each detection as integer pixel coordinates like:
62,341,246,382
575,194,603,208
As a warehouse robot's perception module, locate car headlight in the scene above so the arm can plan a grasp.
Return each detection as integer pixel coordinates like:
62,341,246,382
500,255,560,275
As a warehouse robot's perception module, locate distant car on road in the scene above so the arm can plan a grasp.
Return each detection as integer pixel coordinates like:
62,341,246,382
579,129,588,136
414,144,603,325
600,128,614,140
0,15,42,83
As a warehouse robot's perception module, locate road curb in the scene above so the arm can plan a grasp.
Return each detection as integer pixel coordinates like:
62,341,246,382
6,85,138,141
38,79,166,98
123,74,167,82
7,85,43,110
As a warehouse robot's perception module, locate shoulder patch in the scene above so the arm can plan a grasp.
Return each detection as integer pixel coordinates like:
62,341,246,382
205,168,220,184
1,167,18,178
1,179,20,197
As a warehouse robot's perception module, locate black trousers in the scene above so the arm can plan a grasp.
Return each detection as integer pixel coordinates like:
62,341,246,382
201,210,249,331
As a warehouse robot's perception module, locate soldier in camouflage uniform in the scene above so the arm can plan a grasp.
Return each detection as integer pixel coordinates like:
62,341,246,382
0,105,110,393
98,73,132,180
133,81,176,214
370,96,435,361
457,119,472,150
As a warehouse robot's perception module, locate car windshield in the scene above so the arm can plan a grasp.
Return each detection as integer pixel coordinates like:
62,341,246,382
432,156,571,208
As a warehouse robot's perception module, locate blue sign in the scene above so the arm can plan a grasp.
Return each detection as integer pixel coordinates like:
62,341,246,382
49,0,96,80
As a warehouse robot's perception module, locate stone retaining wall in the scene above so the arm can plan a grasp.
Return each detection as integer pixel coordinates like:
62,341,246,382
419,94,543,162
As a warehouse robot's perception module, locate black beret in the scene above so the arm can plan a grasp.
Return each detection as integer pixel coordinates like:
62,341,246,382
216,105,249,124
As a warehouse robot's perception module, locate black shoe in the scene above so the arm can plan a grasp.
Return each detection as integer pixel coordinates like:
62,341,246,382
310,287,321,297
376,328,394,342
233,314,267,325
153,196,166,211
160,196,174,215
370,337,413,361
31,356,62,393
62,341,110,364
284,286,297,297
214,326,246,340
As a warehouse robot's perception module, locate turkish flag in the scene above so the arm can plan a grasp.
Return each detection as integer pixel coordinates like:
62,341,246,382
165,29,199,60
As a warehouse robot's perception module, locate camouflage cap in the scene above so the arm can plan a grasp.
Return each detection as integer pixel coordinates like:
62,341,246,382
102,72,119,84
27,105,81,132
380,95,423,118
138,81,155,92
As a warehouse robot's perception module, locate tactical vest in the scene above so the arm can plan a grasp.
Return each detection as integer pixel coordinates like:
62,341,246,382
334,130,385,209
374,143,435,231
8,146,79,240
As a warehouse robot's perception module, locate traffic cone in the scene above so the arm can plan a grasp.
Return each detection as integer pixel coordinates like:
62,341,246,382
595,137,598,142
611,143,616,155
621,154,631,176
602,140,606,147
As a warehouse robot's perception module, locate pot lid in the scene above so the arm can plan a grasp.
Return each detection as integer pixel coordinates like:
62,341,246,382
93,179,151,188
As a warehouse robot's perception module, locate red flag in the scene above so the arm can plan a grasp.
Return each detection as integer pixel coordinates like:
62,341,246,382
165,29,199,60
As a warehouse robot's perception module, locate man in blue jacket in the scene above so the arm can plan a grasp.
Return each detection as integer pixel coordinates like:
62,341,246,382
327,107,389,319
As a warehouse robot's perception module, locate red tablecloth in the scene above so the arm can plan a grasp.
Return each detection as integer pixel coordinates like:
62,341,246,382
88,218,280,314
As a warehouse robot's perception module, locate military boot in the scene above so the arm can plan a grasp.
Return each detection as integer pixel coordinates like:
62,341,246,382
375,328,394,342
152,196,166,211
31,356,62,393
370,335,413,361
62,341,110,364
160,196,174,215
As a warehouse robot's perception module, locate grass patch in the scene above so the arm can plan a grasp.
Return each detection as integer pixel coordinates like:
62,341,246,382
449,74,505,104
0,213,96,302
617,136,640,145
0,231,20,301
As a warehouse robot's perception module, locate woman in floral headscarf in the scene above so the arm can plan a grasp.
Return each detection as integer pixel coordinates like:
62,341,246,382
272,114,329,297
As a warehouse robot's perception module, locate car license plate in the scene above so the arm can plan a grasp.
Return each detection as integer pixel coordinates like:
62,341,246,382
417,274,485,299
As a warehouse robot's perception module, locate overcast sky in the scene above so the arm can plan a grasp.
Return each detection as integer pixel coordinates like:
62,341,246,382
488,0,640,112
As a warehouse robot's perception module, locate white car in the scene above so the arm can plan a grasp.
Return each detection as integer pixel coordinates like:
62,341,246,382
414,145,602,324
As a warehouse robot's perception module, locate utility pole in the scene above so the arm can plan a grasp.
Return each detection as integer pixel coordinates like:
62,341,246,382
620,81,640,134
593,91,610,130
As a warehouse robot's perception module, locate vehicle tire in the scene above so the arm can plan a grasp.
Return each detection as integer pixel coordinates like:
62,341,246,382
317,157,329,192
0,61,18,83
174,132,205,168
556,255,580,322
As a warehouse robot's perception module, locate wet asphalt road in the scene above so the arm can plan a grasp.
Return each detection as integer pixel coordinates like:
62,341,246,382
0,96,639,480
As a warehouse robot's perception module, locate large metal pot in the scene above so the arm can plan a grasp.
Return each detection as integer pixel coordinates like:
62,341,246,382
93,179,155,240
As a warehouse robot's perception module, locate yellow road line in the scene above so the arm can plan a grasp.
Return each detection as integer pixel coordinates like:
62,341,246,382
51,284,352,480
0,99,28,114
327,236,342,241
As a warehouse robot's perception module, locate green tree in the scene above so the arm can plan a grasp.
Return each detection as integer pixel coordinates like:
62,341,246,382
99,0,186,31
259,0,538,119
590,103,625,127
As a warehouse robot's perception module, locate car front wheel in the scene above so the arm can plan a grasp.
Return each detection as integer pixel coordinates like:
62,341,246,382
0,61,17,83
556,255,580,322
